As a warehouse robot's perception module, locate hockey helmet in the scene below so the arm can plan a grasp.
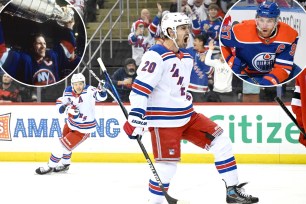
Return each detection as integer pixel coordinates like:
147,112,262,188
256,1,280,19
71,73,86,86
161,12,190,39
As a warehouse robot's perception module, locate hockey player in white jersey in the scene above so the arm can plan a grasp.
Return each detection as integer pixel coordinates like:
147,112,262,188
35,73,107,174
123,12,258,204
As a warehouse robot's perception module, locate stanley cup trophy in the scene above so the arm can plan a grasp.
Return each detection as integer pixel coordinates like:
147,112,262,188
3,0,74,26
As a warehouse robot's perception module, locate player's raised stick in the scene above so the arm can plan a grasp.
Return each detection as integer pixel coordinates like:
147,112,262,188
274,96,306,138
97,57,189,204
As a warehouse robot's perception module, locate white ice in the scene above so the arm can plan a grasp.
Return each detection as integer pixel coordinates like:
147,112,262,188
0,162,305,204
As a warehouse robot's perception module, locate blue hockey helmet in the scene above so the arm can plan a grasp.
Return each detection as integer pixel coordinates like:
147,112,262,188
256,1,280,19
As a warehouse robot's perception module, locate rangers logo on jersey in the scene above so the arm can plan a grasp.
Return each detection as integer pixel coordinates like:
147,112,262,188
252,52,276,72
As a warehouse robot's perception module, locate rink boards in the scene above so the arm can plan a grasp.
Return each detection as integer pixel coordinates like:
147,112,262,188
0,103,306,164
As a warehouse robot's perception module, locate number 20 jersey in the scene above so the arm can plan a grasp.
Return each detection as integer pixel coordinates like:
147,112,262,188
129,44,194,127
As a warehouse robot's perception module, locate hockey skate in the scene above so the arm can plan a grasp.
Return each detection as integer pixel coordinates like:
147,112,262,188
226,182,259,204
54,164,70,173
35,166,54,175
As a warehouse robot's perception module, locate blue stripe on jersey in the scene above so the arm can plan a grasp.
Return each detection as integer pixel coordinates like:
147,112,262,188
163,54,177,61
147,104,193,111
130,108,146,119
146,104,194,120
146,112,194,120
134,79,154,91
132,79,153,97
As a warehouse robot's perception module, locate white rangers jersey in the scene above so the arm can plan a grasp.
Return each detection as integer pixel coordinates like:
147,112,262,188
56,85,107,133
129,44,194,127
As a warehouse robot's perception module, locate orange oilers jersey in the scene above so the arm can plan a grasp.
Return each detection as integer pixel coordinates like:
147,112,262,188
221,20,299,83
291,68,306,130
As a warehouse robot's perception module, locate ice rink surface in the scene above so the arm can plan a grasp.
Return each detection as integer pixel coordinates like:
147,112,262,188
0,162,305,204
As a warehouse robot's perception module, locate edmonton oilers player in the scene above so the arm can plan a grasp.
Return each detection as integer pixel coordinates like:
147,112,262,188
123,12,258,204
221,1,299,86
35,73,107,174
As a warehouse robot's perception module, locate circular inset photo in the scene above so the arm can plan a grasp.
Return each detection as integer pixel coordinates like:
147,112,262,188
0,0,86,86
220,0,305,86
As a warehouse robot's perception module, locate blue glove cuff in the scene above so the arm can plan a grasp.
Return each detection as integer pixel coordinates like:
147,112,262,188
59,105,66,114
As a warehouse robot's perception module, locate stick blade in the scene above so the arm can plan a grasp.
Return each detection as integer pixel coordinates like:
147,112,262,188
97,57,107,72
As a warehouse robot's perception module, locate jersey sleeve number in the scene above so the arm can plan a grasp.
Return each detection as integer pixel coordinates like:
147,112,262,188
221,26,231,40
141,61,156,73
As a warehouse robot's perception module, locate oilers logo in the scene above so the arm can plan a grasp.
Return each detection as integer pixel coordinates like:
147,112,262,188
252,52,276,72
32,69,56,86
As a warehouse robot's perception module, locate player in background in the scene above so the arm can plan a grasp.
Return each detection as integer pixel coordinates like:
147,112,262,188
35,73,107,174
123,12,258,204
221,1,299,85
291,68,306,147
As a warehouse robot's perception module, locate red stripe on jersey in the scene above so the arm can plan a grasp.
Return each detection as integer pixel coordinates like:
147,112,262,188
146,107,194,116
132,83,152,95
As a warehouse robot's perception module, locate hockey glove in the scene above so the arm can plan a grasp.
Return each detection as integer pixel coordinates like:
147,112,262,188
59,105,67,114
299,129,306,148
123,121,144,139
67,106,80,119
260,75,278,86
97,81,107,97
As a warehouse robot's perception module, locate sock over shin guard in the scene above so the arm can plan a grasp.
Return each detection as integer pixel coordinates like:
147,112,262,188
209,134,239,186
148,162,177,204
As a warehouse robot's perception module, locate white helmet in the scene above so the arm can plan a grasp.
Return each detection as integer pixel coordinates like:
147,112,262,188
161,12,190,39
71,73,85,86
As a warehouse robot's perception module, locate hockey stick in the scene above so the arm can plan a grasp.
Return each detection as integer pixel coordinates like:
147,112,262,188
97,58,188,204
243,69,259,85
274,96,306,138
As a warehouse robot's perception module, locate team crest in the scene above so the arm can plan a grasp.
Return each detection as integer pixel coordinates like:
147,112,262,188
252,52,276,72
32,69,56,86
0,113,12,141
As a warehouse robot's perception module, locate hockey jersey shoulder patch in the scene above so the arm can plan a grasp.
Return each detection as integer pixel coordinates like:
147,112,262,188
232,20,261,43
274,22,298,44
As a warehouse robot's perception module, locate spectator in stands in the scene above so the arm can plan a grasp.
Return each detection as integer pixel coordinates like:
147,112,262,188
131,8,152,33
68,0,85,17
0,73,21,102
210,0,225,18
205,39,234,102
188,0,208,21
85,0,97,22
169,0,188,12
193,3,222,55
148,3,169,45
111,58,137,102
187,34,213,102
128,19,153,66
